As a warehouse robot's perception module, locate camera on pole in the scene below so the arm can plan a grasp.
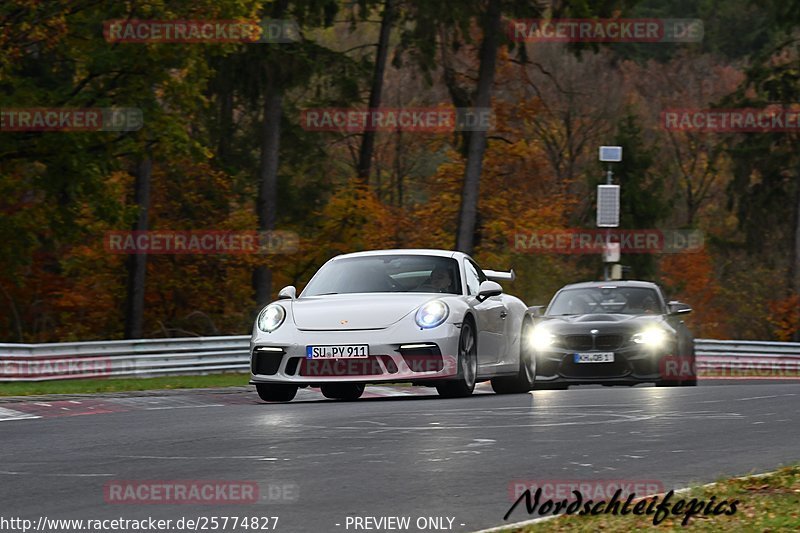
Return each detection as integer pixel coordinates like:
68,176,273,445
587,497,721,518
598,146,622,280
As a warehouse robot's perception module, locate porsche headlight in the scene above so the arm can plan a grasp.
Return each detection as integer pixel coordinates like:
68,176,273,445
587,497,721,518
530,326,556,351
415,300,449,329
632,326,667,347
257,304,286,333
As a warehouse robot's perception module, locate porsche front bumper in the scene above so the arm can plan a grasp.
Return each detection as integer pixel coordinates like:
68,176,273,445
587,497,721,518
249,323,461,385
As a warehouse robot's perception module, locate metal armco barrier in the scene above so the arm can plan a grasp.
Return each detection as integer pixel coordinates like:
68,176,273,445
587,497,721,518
0,336,251,381
0,337,798,382
693,339,800,376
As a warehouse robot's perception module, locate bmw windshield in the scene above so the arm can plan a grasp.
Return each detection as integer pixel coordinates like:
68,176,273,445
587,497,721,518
548,287,664,316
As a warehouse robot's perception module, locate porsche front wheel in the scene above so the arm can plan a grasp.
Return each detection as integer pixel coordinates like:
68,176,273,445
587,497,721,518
437,320,477,398
256,383,298,402
321,383,365,400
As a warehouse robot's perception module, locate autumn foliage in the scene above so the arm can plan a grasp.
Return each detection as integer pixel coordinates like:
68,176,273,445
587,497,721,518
768,295,800,342
1,0,799,342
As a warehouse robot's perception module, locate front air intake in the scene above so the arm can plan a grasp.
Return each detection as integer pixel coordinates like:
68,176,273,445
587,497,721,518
398,343,443,372
252,347,285,375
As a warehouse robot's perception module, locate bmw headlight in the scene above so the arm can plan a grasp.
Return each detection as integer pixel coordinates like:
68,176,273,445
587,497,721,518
632,326,667,347
415,300,449,329
257,304,286,333
530,326,556,351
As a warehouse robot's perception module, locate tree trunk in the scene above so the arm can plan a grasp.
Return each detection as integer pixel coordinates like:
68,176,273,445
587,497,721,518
455,0,502,254
252,0,288,307
253,80,283,306
217,73,234,167
124,155,152,339
356,0,395,183
440,26,473,158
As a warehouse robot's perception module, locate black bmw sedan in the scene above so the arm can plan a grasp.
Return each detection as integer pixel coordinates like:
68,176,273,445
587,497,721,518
528,280,696,388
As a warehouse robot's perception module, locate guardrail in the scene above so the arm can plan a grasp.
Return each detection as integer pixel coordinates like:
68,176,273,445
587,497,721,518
0,337,798,382
694,339,800,377
0,336,251,381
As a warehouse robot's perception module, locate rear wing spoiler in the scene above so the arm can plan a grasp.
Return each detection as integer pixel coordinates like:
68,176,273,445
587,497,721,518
483,269,515,282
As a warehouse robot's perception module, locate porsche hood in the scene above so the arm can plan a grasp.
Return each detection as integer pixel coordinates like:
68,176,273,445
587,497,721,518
290,293,442,330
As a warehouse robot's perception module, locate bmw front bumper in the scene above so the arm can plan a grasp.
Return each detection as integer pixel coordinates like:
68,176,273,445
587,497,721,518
534,343,677,385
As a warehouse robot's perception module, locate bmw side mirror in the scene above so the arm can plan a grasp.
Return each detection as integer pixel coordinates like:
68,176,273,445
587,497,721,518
477,280,503,302
278,285,297,300
668,301,692,315
528,305,545,318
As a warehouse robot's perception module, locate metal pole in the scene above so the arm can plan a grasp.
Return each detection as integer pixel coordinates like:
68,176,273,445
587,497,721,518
603,166,613,281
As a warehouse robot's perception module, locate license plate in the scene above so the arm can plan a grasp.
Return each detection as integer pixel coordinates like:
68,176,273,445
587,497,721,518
574,352,615,363
306,345,369,359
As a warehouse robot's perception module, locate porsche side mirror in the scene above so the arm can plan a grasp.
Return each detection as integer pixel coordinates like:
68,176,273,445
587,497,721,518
278,285,297,300
477,280,503,302
668,301,692,315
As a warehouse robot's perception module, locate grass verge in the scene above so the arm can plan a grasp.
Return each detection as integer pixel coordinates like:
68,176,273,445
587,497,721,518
503,465,800,532
0,373,250,397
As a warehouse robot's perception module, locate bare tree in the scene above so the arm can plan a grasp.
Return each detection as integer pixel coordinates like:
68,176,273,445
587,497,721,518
124,155,152,338
455,0,502,254
357,0,395,183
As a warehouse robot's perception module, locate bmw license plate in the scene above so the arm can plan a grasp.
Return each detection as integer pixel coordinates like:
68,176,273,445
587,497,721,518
574,352,615,363
306,345,369,359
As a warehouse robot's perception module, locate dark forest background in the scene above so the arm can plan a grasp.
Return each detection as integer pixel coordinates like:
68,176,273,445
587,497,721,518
1,0,798,342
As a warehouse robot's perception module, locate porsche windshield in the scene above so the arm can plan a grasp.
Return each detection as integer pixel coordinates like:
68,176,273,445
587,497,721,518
302,255,462,296
548,287,664,316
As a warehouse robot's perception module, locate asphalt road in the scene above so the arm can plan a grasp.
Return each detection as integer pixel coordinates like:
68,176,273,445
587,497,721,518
0,381,798,532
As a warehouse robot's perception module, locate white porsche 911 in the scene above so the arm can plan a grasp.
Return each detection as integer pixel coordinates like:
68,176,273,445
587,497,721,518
249,249,535,402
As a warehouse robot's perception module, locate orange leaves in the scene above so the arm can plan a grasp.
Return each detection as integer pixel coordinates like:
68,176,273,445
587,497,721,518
405,157,462,249
659,249,724,339
767,294,800,341
309,178,407,260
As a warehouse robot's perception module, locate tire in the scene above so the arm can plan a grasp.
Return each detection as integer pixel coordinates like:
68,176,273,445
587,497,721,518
437,319,477,398
681,365,698,386
256,383,298,402
683,354,698,386
321,383,365,401
491,321,536,394
657,367,696,387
